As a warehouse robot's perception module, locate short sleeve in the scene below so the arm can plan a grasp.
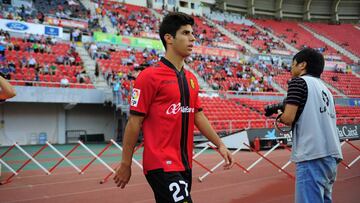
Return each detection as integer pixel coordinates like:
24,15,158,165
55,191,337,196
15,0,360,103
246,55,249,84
193,78,202,112
285,77,307,106
195,95,202,112
130,69,157,116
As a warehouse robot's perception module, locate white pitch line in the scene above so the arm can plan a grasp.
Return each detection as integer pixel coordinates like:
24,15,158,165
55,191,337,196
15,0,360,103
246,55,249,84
5,182,149,203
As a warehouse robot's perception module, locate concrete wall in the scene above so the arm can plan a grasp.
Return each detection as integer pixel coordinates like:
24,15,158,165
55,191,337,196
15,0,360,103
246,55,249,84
66,104,116,142
255,0,276,12
0,103,116,146
113,0,148,7
9,86,105,104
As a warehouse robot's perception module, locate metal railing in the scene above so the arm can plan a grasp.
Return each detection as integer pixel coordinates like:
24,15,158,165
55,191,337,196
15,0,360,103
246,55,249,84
195,117,360,134
9,80,95,89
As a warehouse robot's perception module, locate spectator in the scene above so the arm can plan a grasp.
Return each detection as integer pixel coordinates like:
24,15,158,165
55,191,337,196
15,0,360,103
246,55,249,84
0,64,11,79
60,77,69,87
38,43,45,53
50,37,57,45
64,54,71,66
70,42,76,51
50,64,57,75
28,34,35,43
72,29,80,42
28,56,37,68
112,79,122,105
13,41,20,51
45,44,52,53
33,43,39,53
89,43,98,59
19,56,27,68
6,41,14,51
42,62,50,75
56,55,64,64
7,61,15,70
0,43,5,57
0,54,5,63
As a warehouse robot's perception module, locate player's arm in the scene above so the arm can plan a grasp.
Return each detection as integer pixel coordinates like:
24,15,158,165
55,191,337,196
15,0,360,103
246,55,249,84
195,111,234,169
121,114,144,167
0,75,16,100
114,114,144,188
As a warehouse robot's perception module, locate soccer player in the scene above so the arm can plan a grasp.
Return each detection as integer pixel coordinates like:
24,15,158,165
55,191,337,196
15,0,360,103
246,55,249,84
113,12,234,203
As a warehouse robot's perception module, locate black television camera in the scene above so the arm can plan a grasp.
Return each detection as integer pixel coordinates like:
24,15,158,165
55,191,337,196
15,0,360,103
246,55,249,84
264,101,285,117
264,101,292,133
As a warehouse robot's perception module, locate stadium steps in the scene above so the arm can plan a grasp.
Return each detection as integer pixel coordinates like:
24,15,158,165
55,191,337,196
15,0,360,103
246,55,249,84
149,8,163,20
76,44,113,101
80,0,96,16
80,0,117,34
268,81,286,94
251,68,287,94
251,23,298,53
203,18,259,54
323,82,347,98
299,24,359,63
353,71,360,79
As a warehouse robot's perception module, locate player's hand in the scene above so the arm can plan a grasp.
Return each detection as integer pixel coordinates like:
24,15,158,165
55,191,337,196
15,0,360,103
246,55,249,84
218,144,234,170
113,163,131,188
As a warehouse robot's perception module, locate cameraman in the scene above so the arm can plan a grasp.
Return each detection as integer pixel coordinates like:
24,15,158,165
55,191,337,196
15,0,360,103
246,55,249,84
278,48,342,203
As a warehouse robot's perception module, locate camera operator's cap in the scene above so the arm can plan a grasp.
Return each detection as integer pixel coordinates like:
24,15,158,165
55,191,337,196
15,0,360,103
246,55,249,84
293,48,325,78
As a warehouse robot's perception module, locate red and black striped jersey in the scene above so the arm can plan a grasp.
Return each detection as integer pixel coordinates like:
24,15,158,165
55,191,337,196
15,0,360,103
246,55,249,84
130,57,202,174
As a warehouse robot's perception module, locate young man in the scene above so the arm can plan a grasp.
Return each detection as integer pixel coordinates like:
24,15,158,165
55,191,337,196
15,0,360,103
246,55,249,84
279,48,343,203
113,12,234,202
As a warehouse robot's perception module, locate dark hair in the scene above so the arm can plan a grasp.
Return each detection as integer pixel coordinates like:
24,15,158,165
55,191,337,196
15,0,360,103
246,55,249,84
292,48,325,77
159,12,194,50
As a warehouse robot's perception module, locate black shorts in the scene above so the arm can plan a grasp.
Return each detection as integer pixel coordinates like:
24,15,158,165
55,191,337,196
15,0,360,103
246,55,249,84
145,169,192,203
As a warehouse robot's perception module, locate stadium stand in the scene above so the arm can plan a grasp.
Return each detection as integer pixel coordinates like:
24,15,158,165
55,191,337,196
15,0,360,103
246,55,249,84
205,11,251,25
252,19,353,64
1,0,359,142
0,31,93,88
220,21,288,54
33,0,88,20
199,96,268,132
103,1,160,39
94,44,161,102
1,2,360,202
322,71,360,98
193,16,235,48
304,22,360,58
336,105,360,125
188,55,275,93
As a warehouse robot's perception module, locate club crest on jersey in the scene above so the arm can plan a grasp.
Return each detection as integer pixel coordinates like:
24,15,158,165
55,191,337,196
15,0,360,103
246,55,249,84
190,79,195,89
131,88,141,107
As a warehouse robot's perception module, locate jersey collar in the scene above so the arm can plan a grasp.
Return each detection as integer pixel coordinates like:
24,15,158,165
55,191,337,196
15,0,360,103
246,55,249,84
160,57,184,74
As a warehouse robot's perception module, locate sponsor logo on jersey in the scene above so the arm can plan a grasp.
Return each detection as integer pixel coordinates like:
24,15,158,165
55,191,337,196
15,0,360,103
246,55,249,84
130,88,141,107
190,79,195,89
166,103,194,115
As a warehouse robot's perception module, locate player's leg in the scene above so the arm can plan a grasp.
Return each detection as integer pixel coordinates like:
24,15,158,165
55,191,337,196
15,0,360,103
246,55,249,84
180,169,192,195
145,169,193,203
